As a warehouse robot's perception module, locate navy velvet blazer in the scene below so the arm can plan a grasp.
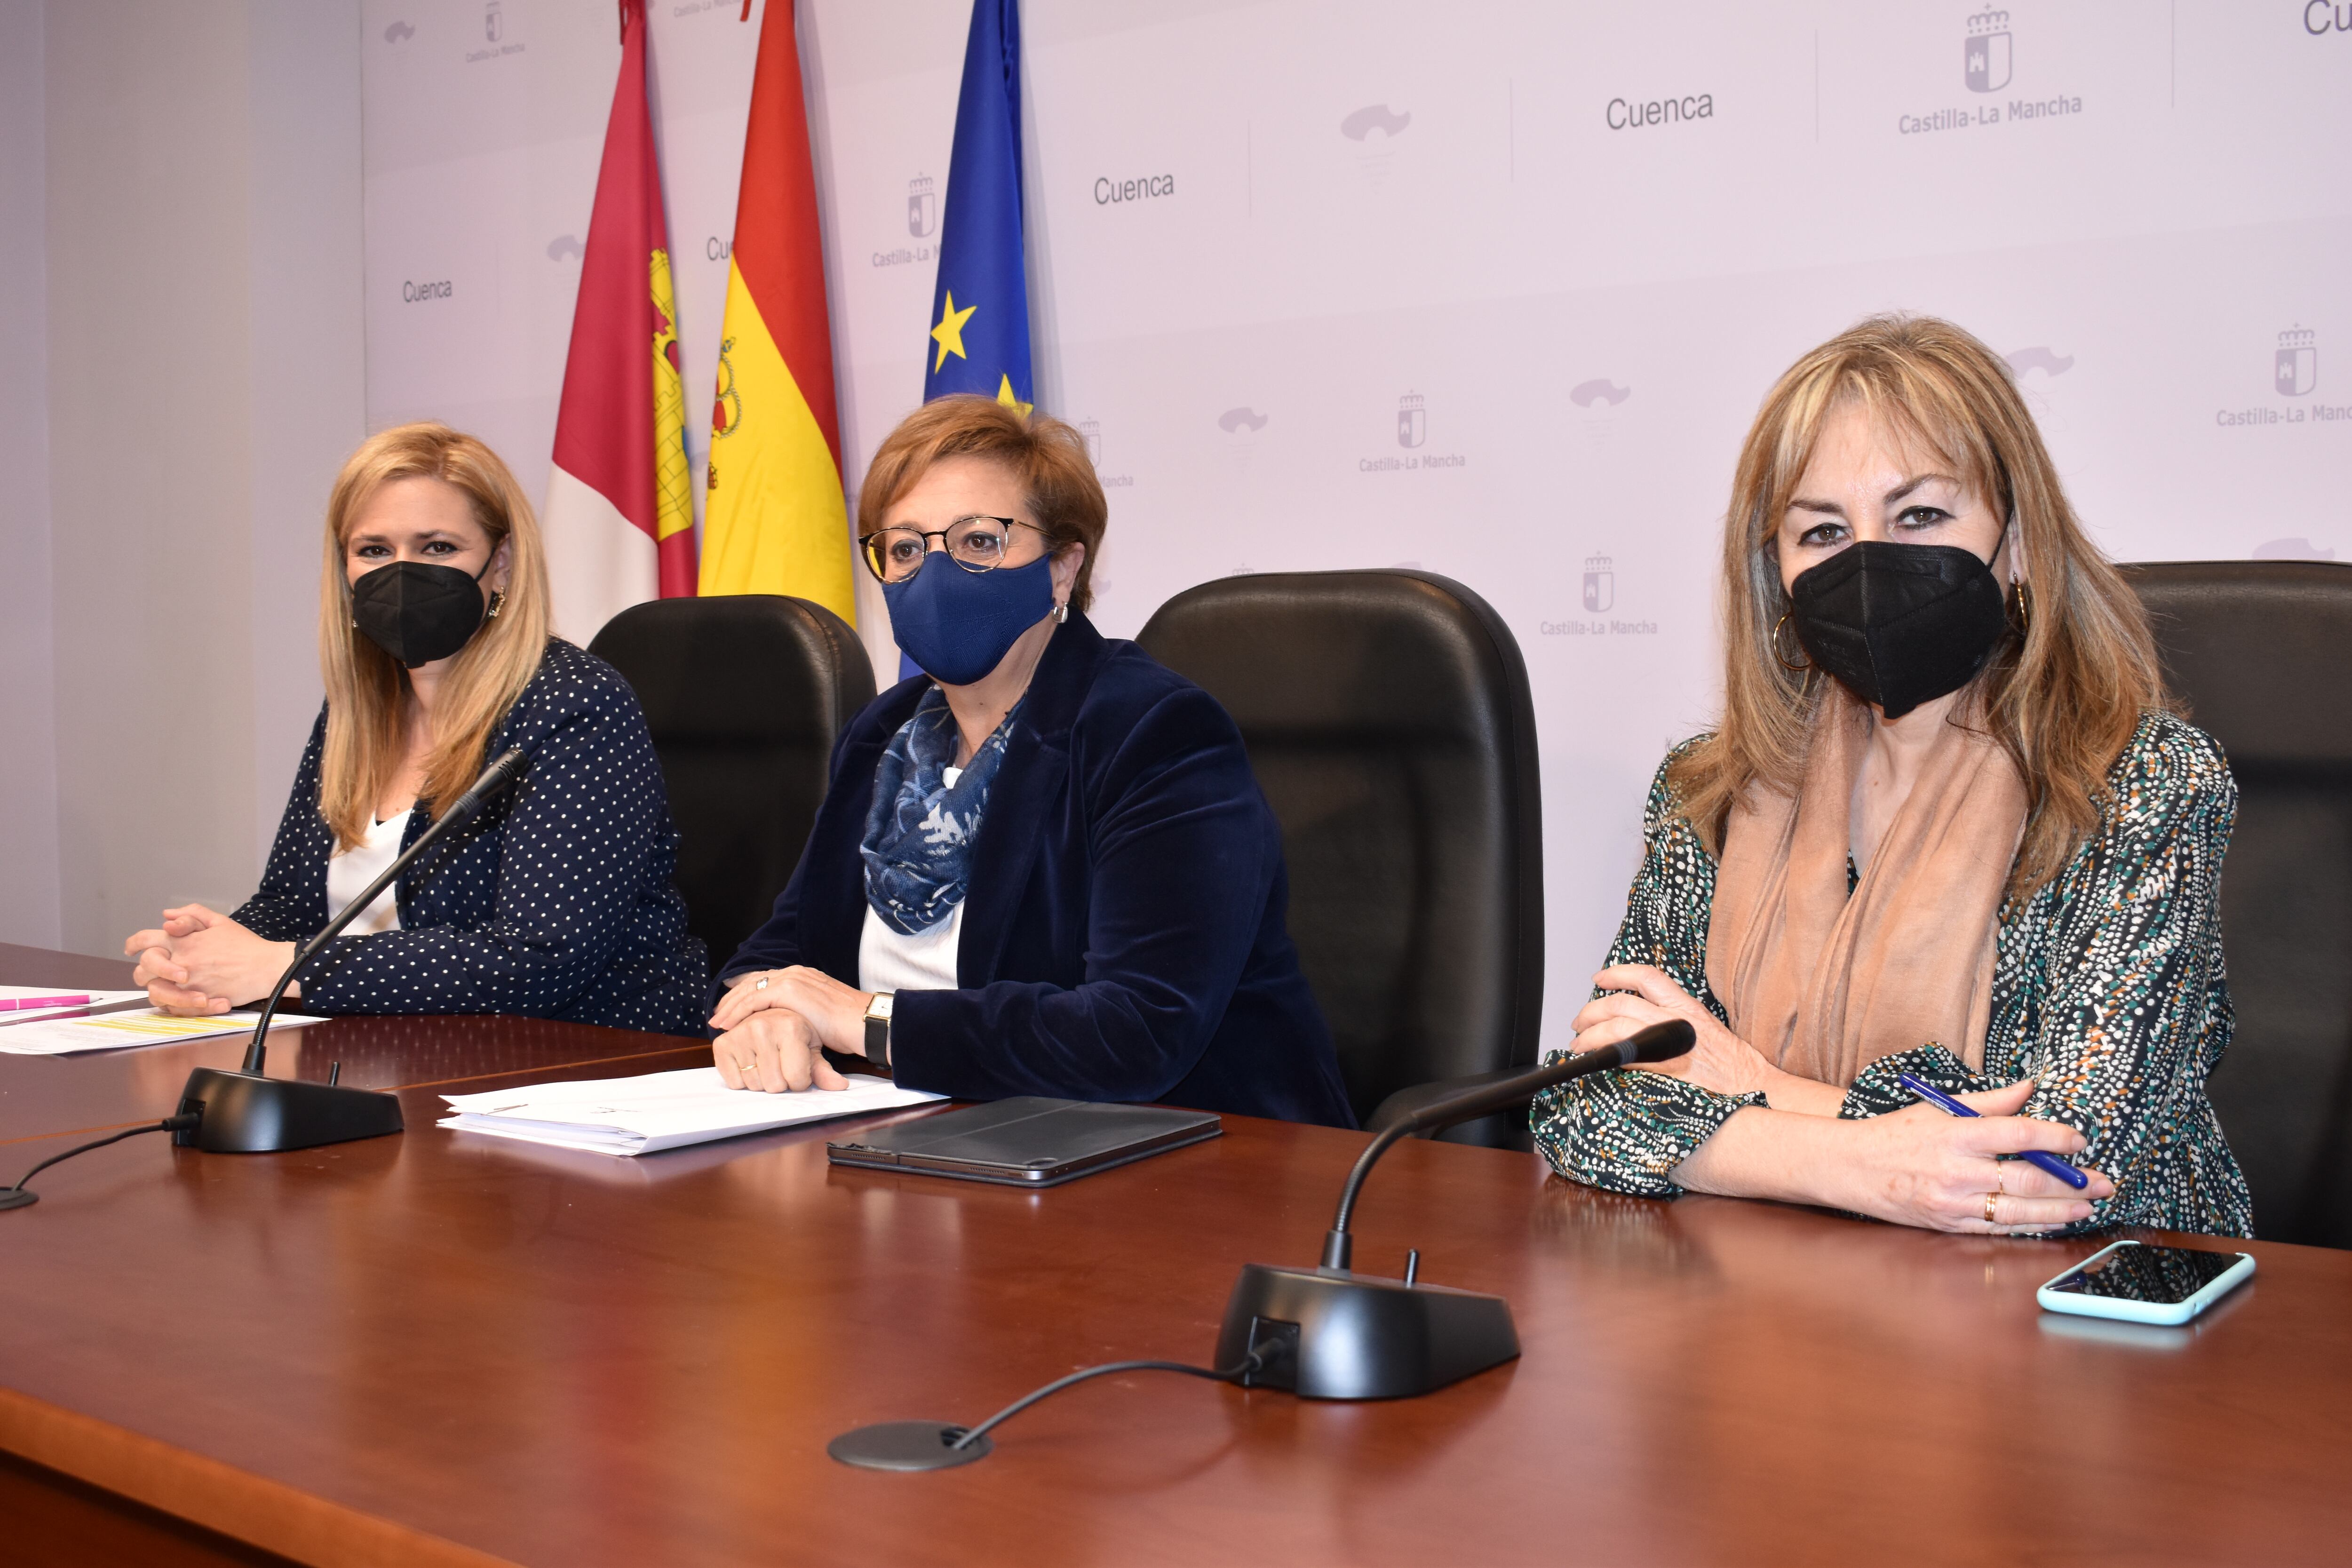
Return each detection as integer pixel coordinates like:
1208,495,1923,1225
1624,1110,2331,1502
722,613,1356,1127
237,639,709,1036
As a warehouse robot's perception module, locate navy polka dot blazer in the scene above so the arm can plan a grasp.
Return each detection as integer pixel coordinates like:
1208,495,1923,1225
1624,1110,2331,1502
235,639,709,1036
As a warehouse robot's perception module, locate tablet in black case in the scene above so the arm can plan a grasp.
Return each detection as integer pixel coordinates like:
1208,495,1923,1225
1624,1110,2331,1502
825,1097,1223,1187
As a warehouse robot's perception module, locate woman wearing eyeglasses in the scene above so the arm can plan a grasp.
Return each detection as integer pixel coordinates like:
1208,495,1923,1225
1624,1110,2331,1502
708,396,1355,1126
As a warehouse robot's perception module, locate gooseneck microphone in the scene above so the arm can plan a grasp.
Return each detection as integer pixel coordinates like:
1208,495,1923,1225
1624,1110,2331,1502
239,746,529,1075
1319,1019,1698,1271
176,746,532,1155
1216,1018,1696,1401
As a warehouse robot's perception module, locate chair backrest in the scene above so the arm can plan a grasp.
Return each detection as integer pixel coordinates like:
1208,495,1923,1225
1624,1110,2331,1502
588,595,875,972
1136,571,1544,1138
2122,561,2352,1248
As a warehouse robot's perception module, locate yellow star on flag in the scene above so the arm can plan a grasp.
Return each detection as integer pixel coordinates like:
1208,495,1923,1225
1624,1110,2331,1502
930,290,977,372
995,374,1033,417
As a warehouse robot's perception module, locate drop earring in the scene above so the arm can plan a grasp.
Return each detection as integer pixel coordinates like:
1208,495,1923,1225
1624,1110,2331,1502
487,589,507,620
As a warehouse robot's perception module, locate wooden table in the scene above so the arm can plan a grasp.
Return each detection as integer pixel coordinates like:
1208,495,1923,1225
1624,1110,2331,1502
3,946,2348,1566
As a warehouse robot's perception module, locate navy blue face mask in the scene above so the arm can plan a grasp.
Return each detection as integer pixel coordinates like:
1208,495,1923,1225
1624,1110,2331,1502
882,549,1057,686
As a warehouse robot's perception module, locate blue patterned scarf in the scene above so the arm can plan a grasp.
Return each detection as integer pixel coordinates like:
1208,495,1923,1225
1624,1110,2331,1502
859,688,1023,935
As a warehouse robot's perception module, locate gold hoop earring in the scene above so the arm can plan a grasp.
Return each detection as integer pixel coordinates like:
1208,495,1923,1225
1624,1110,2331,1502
2007,579,2031,636
1772,610,1810,673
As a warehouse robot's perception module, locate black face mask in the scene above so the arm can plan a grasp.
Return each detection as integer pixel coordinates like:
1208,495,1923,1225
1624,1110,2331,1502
350,559,493,669
1787,541,2009,719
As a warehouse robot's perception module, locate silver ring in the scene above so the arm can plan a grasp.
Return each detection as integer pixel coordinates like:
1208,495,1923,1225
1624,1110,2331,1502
754,976,770,991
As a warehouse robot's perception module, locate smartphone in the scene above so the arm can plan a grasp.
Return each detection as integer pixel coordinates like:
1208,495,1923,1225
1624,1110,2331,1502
2037,1240,2255,1325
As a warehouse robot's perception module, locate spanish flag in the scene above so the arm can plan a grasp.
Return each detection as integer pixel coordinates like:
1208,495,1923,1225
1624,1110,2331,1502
698,0,854,623
545,0,694,643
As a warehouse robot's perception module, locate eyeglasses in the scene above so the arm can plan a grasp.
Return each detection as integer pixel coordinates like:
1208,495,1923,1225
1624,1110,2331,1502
858,516,1049,583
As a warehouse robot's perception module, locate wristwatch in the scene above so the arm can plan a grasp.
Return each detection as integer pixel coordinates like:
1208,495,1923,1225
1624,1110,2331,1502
862,993,894,1068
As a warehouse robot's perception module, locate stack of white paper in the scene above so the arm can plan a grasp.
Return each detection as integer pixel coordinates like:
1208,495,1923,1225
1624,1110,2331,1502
0,1008,323,1056
439,1067,944,1156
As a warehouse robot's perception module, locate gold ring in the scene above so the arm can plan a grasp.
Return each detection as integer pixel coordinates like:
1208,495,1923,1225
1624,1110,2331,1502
1983,1191,2000,1225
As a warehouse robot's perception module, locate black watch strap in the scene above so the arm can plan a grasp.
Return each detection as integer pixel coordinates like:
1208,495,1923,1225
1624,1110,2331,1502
863,1011,891,1068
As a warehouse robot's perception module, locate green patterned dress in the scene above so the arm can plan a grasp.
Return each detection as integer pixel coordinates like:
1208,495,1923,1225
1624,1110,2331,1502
1531,712,2253,1237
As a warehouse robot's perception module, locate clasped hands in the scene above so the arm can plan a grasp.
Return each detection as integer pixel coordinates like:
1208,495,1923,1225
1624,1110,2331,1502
124,904,297,1016
707,966,877,1094
1573,963,2115,1234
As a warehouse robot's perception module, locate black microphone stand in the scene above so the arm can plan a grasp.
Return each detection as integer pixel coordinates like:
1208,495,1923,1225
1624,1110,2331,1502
173,748,529,1154
1213,1019,1696,1400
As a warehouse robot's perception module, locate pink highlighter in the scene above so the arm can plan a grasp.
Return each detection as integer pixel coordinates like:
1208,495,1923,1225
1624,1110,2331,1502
0,994,91,1012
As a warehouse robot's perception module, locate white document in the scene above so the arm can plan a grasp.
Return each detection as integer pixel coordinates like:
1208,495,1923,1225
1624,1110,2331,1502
0,987,150,1025
0,1008,324,1056
439,1066,944,1156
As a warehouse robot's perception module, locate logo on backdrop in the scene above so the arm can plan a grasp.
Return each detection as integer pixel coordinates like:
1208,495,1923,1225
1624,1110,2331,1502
2277,326,2318,397
546,234,584,263
1361,393,1464,474
1076,418,1133,488
1219,407,1269,435
875,177,938,268
1902,8,2075,133
1340,105,1412,140
2217,324,2348,428
1542,555,1656,637
467,0,521,62
1569,379,1632,408
1966,9,2012,92
383,19,415,43
2305,2,2351,35
2007,346,2074,378
1342,104,1412,189
1582,555,1615,613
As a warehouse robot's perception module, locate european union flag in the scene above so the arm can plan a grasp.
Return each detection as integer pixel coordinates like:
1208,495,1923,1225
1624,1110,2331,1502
924,0,1031,413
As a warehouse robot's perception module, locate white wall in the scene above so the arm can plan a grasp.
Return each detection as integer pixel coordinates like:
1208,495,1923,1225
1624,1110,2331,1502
359,0,2352,1045
15,0,364,957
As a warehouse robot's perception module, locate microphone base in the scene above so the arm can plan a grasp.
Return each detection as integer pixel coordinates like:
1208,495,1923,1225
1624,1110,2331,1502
175,1067,405,1154
1215,1261,1519,1401
827,1421,992,1471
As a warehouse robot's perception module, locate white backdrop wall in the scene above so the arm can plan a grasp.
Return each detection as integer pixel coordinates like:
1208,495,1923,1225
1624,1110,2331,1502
361,0,2352,1043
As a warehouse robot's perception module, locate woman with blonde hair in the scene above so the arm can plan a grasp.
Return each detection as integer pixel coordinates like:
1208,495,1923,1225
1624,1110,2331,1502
1535,316,2249,1236
124,422,707,1034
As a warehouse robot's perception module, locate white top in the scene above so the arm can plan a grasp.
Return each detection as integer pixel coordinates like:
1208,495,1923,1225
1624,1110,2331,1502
858,901,963,994
855,762,966,995
326,811,410,934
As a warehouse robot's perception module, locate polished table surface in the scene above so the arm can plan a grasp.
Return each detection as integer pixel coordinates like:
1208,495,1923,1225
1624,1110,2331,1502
3,947,2349,1566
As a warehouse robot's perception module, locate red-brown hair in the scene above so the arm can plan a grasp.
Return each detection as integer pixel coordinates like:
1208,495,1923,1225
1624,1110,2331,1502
857,397,1108,611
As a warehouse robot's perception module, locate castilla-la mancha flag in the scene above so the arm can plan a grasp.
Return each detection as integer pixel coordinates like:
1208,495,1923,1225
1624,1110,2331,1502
545,0,694,642
697,0,854,622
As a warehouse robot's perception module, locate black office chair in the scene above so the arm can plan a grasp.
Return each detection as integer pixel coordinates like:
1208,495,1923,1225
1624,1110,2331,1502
2123,561,2352,1249
1136,571,1544,1146
589,595,876,972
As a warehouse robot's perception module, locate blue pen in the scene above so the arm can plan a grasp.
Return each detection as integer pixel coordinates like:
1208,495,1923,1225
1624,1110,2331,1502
1896,1072,2091,1190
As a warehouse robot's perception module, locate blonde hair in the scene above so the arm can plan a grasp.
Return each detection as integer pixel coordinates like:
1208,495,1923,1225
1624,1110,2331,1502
316,423,551,849
1670,315,2169,899
857,396,1108,612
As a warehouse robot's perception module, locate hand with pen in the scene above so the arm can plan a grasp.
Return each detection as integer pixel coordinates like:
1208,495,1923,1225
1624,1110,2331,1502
1572,963,2114,1234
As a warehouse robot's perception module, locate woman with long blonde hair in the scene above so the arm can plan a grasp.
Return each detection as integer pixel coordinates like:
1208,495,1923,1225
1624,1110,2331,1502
1534,316,2249,1237
124,423,707,1034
